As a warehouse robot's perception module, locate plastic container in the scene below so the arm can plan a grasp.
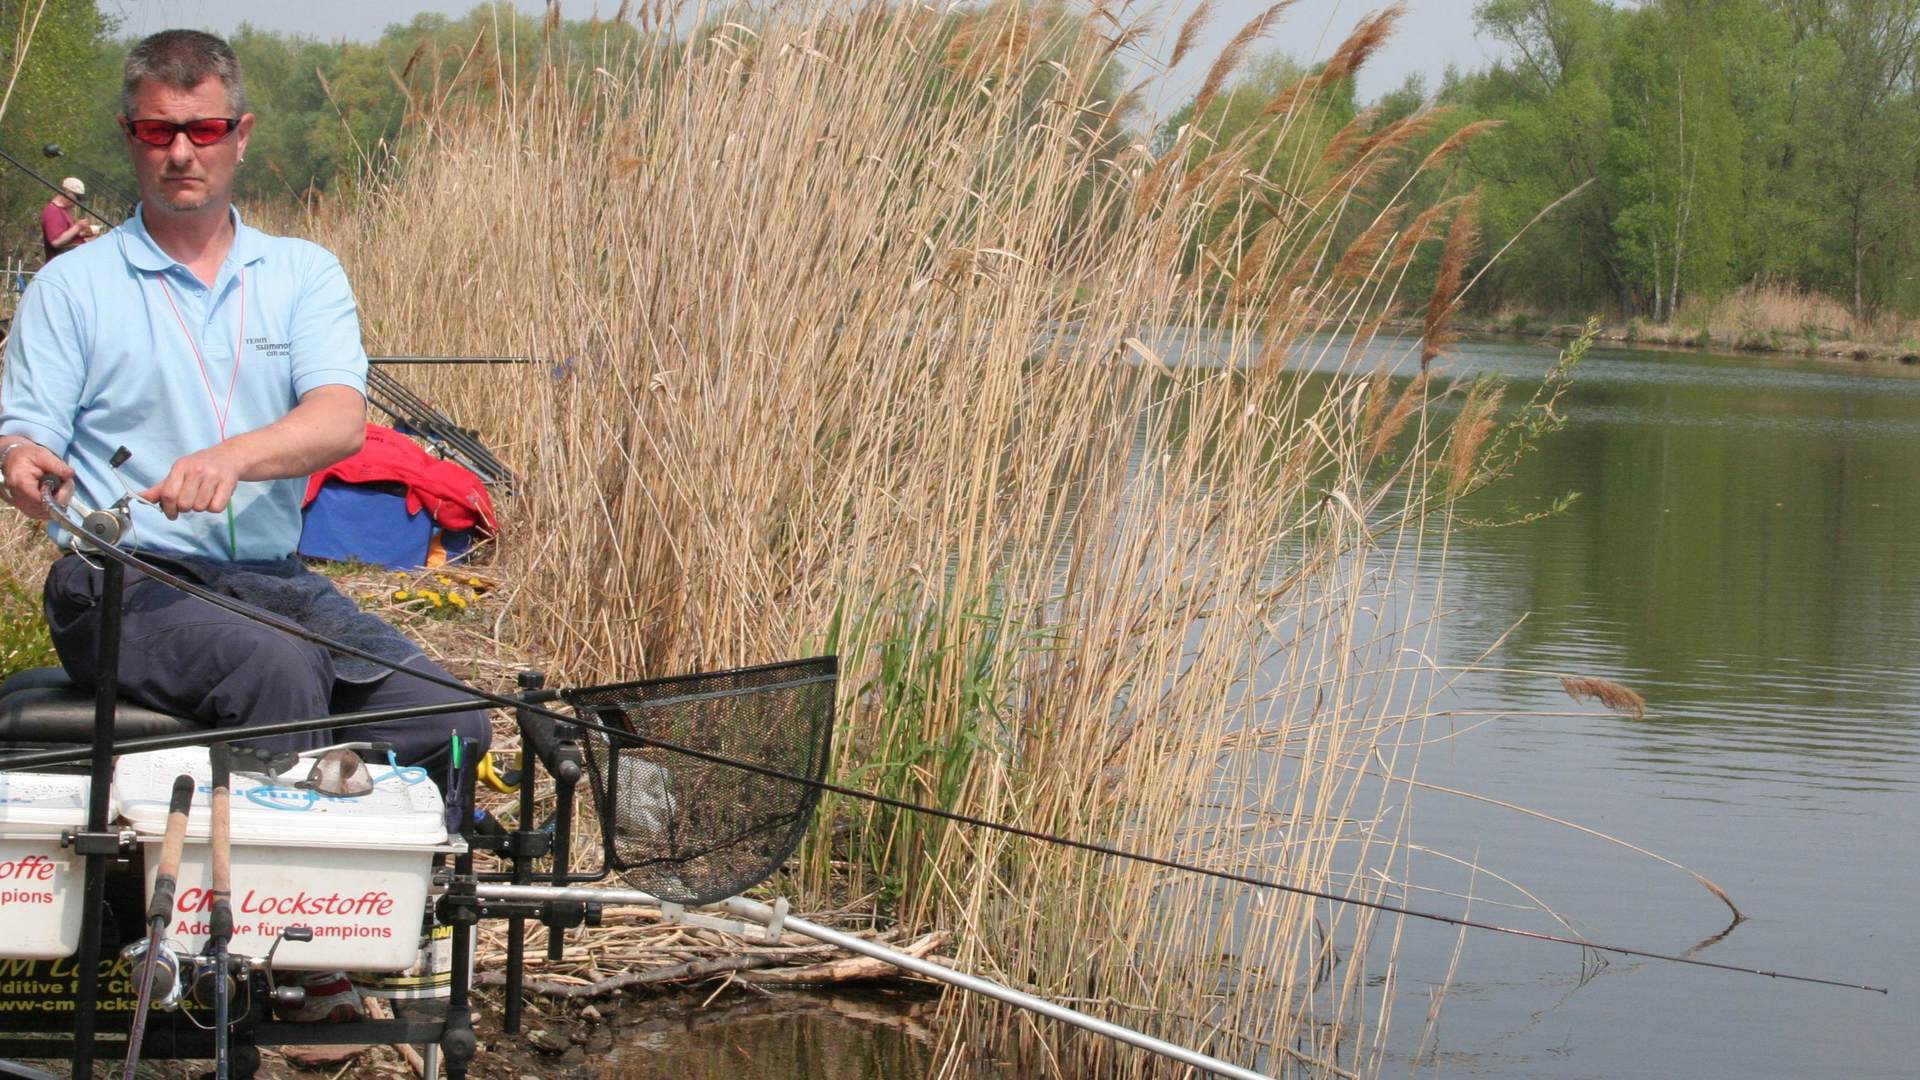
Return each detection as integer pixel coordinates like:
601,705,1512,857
0,771,106,960
114,746,452,972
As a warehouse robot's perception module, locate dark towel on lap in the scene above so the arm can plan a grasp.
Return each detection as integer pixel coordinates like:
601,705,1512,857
153,554,423,685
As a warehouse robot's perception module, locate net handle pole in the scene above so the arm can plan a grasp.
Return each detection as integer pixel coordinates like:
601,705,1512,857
473,884,1275,1080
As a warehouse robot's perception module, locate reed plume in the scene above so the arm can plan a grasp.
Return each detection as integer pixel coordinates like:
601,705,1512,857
1192,1,1294,119
1424,192,1480,369
1169,0,1216,69
1444,380,1504,497
1560,676,1649,720
1319,3,1403,86
1418,117,1502,174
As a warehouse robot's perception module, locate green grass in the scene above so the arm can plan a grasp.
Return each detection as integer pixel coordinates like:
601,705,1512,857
0,578,57,680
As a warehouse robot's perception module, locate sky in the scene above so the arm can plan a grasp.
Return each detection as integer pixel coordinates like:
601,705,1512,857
111,0,1502,111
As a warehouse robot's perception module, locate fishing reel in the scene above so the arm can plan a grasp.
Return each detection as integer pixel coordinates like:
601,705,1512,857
119,934,301,1022
183,953,249,1017
39,445,137,553
119,942,249,1019
119,937,188,1011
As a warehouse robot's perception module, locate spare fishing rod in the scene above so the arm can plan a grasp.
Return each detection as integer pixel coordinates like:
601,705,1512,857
17,483,1891,996
0,144,118,229
123,774,194,1080
38,143,137,213
206,743,235,1080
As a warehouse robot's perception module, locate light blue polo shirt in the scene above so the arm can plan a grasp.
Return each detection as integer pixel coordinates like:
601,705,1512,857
1,205,367,559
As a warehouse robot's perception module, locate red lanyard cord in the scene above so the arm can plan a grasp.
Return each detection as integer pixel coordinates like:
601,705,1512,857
157,268,247,439
154,267,246,557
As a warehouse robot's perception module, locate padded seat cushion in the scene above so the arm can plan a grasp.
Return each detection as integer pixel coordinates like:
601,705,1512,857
0,667,205,748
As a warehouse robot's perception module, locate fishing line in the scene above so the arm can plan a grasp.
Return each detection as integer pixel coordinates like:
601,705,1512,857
23,494,1888,995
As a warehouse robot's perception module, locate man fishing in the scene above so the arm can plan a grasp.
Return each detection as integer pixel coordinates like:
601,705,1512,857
0,29,490,1020
40,176,96,263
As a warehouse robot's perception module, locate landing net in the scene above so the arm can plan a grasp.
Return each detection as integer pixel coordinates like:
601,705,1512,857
563,656,836,905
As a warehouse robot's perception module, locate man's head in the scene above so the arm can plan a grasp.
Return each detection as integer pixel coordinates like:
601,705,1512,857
57,177,84,205
118,30,253,219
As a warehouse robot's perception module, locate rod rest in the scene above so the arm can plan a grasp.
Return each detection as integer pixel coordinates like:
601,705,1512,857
0,666,204,750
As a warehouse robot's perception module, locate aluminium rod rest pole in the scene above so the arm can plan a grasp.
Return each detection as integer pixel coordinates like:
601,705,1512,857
440,741,482,1080
70,553,126,1080
474,884,1276,1080
502,674,542,1034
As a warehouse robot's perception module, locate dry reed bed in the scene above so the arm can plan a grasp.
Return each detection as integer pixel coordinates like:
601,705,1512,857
1472,281,1920,358
286,2,1513,1075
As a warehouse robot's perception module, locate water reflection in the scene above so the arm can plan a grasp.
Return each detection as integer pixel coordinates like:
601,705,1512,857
1445,339,1920,796
599,990,961,1079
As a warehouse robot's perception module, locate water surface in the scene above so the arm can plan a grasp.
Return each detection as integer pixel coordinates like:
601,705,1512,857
1382,339,1919,1078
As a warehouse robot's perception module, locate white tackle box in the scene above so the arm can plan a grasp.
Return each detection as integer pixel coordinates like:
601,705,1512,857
0,770,107,959
114,746,452,971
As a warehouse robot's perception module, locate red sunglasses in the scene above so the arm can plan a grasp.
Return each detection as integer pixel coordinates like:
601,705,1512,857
122,117,240,147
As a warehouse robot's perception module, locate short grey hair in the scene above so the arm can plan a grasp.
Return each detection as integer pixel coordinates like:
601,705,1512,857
121,30,247,118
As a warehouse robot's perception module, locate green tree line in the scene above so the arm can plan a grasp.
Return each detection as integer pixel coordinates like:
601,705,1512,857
0,1,647,261
1462,0,1920,322
1167,0,1920,324
7,0,1917,329
2,1,1125,265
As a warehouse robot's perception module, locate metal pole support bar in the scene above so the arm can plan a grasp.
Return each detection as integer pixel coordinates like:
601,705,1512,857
475,884,1275,1080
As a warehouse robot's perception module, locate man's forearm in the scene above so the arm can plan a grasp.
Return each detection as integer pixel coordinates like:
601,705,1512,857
137,385,365,519
223,385,367,480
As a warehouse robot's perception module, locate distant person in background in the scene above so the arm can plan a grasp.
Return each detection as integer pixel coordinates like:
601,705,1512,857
40,177,95,263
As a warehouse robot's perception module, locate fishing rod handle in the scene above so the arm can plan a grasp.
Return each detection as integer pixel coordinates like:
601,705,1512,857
208,750,232,944
146,774,195,924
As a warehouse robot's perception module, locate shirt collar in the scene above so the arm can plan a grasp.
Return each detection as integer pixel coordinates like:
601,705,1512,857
120,203,268,275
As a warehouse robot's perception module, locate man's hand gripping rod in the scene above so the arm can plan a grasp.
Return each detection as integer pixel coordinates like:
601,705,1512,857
38,462,132,550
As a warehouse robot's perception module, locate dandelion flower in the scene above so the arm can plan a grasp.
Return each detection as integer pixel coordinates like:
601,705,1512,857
392,590,411,601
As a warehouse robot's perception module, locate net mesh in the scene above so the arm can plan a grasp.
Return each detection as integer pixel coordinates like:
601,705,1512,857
563,656,836,905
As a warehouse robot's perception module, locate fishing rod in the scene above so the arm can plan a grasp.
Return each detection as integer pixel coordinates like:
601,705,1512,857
206,744,235,1080
0,144,118,229
123,774,194,1080
38,144,138,212
13,482,1890,997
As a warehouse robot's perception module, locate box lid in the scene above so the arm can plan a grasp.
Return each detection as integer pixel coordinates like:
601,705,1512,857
0,770,101,832
114,747,447,847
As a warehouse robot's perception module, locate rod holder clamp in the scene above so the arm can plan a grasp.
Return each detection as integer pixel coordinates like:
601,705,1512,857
539,899,598,932
438,886,483,927
505,830,552,860
63,827,139,856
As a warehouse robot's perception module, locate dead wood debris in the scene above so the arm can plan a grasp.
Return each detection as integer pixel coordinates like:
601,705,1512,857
472,913,948,1000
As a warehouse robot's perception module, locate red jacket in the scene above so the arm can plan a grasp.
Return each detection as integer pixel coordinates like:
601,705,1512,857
304,424,497,534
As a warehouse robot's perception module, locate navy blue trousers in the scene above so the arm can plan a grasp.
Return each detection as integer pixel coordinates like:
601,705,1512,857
43,555,492,817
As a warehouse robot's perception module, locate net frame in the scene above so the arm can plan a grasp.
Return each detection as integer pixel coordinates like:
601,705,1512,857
563,656,836,905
